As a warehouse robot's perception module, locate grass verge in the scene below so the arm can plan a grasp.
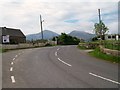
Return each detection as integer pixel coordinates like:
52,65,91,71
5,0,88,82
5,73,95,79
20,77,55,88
103,40,120,51
0,48,7,53
77,45,89,50
89,48,120,63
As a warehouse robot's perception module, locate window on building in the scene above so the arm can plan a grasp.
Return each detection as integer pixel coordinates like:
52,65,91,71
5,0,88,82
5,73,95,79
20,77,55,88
119,35,120,38
112,35,115,38
108,36,111,38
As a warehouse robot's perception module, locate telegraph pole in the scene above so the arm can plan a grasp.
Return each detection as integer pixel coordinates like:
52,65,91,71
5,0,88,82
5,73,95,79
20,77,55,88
98,9,101,23
40,15,44,40
98,9,102,44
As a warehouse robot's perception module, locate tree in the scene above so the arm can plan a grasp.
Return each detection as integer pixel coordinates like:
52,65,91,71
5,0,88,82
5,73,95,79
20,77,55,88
52,33,80,45
94,21,108,40
52,36,58,41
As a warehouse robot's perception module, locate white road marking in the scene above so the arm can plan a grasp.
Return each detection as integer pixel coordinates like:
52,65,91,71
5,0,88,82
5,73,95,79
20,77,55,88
13,58,15,61
10,67,13,71
11,76,16,83
57,48,60,51
15,55,18,58
89,72,120,85
57,58,72,67
55,52,57,56
11,62,14,65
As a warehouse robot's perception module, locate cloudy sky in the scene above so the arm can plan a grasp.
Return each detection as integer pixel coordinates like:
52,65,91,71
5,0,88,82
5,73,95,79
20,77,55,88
0,0,119,35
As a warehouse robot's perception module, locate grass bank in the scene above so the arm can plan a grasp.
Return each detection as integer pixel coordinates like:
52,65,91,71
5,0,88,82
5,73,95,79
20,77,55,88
0,48,7,53
77,45,90,50
89,48,120,63
103,40,120,51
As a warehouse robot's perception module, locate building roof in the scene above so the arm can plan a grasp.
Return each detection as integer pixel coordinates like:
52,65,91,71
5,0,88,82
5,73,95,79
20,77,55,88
0,27,26,37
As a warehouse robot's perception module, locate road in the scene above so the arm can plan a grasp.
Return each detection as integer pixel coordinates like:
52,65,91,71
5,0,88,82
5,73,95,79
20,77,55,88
2,45,119,88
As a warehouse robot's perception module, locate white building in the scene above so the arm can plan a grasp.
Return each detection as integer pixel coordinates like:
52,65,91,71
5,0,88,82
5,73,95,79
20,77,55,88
105,34,120,40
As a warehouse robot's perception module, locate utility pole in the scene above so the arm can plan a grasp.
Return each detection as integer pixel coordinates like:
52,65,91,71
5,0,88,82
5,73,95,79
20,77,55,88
98,9,101,38
98,9,102,44
98,9,101,23
40,15,44,40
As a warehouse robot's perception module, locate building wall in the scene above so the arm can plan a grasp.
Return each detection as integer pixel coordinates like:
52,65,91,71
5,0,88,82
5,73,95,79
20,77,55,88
0,27,26,44
0,36,2,44
105,34,120,40
0,28,2,44
9,36,26,44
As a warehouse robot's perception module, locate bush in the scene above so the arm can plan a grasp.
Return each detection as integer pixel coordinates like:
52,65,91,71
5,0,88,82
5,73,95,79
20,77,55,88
53,33,80,45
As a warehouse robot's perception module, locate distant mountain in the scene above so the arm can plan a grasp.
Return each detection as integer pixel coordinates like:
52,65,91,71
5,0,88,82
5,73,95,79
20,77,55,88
26,30,95,41
26,30,59,40
69,31,95,41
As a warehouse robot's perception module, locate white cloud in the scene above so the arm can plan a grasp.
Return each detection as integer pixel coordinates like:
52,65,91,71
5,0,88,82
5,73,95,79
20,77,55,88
107,22,118,34
0,0,118,35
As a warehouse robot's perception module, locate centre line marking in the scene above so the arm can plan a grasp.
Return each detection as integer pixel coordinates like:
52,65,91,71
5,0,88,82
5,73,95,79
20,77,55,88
11,76,16,83
57,48,60,51
13,58,15,61
57,58,72,67
10,67,13,71
55,52,57,56
89,72,120,85
15,55,18,58
11,62,14,65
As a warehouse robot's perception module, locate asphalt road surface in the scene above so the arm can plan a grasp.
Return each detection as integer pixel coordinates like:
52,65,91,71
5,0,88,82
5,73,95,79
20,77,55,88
2,45,119,88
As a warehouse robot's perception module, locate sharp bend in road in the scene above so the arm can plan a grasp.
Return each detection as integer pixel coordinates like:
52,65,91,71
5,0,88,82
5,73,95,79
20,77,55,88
2,46,119,88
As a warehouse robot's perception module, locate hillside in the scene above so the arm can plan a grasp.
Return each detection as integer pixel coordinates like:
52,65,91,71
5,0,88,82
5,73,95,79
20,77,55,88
26,30,95,41
69,31,95,41
26,30,59,40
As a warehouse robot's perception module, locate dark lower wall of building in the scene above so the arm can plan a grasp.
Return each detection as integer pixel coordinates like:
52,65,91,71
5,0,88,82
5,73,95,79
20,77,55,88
0,36,26,44
10,36,26,44
0,36,2,44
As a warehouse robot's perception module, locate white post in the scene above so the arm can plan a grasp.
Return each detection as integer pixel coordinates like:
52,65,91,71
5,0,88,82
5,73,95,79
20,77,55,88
116,35,118,40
